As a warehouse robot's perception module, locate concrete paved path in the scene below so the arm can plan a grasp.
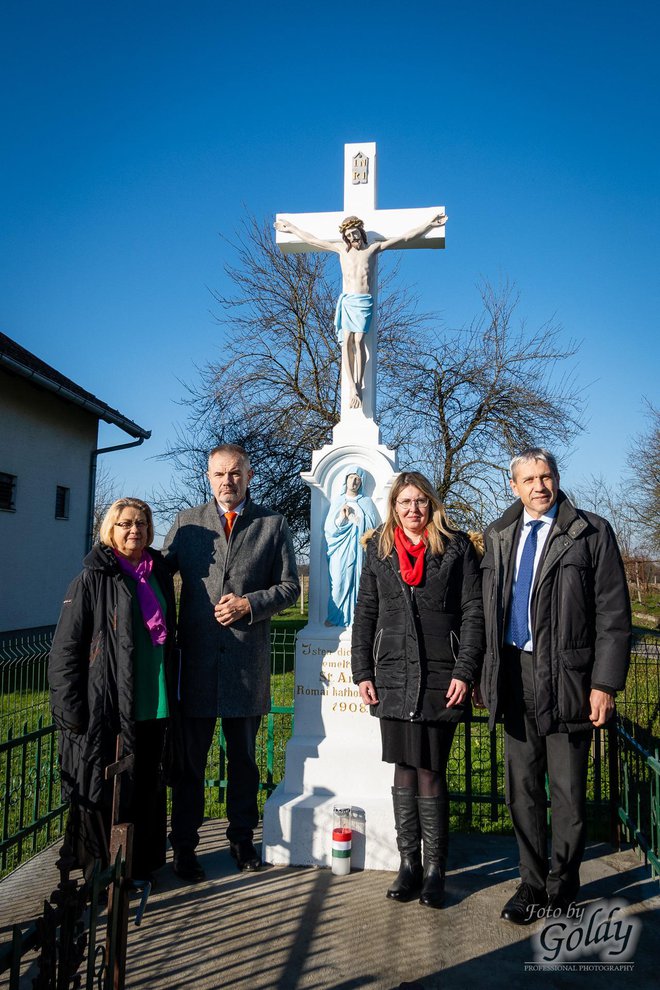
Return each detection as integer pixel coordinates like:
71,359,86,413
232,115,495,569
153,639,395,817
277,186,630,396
2,821,659,989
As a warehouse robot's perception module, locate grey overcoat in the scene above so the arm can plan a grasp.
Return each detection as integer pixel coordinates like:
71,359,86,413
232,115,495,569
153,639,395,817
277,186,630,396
162,495,299,718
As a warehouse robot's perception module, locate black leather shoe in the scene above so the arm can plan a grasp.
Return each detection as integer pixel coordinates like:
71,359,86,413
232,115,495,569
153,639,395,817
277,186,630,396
230,839,262,872
173,848,205,882
501,883,547,925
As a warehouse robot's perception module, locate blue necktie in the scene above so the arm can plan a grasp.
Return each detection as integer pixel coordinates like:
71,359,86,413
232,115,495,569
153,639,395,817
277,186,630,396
510,520,542,648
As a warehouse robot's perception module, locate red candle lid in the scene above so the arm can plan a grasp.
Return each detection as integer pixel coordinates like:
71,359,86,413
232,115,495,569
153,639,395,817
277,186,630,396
332,827,352,841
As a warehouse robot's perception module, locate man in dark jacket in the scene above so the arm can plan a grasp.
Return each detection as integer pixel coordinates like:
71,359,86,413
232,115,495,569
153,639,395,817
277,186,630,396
163,444,299,882
478,447,630,924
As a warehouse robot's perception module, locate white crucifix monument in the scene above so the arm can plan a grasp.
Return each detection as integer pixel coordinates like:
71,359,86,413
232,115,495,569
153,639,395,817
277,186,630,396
262,142,447,870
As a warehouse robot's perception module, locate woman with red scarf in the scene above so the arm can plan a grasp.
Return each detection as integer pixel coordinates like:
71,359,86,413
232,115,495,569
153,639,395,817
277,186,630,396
49,497,178,884
351,472,484,908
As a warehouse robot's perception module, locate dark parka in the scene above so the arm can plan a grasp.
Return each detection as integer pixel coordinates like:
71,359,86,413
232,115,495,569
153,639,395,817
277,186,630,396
480,491,631,735
48,544,179,813
351,529,485,722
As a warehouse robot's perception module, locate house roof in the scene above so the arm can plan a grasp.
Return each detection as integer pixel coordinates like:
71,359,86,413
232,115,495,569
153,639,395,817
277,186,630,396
0,332,150,440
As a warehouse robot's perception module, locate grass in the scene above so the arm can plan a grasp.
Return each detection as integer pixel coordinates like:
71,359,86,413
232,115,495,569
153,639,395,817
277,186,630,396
1,612,658,874
631,582,660,635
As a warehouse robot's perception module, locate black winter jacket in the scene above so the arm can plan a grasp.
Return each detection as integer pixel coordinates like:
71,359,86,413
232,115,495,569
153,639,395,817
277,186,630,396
480,492,631,734
48,544,179,812
351,529,485,722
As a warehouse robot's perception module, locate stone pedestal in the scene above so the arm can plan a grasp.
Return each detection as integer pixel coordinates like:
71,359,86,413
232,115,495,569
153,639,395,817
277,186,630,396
262,420,400,869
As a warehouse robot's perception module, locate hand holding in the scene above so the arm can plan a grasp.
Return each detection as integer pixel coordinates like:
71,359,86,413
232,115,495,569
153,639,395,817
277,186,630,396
215,593,250,627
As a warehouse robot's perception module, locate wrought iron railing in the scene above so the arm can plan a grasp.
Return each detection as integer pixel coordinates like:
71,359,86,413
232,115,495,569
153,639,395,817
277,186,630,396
0,626,299,876
0,836,134,987
0,628,64,875
615,637,660,879
1,625,658,879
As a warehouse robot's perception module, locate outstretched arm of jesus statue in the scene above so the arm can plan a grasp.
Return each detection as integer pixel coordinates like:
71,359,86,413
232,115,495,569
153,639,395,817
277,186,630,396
371,212,447,254
274,218,341,254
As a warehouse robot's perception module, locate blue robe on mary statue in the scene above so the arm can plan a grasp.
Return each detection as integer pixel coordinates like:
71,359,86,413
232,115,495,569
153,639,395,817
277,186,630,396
324,466,379,628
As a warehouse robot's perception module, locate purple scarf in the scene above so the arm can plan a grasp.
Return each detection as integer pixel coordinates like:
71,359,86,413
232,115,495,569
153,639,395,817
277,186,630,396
113,550,168,646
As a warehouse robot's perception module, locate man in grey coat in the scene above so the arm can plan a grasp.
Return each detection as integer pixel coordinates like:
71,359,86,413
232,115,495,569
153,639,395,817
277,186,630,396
163,443,299,881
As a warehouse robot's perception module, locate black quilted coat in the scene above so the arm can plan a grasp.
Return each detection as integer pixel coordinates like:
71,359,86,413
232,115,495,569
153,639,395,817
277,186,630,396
48,544,179,816
480,491,631,735
351,529,485,722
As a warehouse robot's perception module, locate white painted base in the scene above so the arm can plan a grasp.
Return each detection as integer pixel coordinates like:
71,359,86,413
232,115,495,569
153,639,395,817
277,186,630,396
261,407,401,872
262,625,399,871
263,786,398,871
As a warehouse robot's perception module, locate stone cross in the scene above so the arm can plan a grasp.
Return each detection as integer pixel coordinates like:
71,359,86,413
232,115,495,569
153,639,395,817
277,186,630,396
275,142,446,426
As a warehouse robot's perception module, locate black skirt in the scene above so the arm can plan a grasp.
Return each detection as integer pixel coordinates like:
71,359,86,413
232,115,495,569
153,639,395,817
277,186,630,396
380,717,457,772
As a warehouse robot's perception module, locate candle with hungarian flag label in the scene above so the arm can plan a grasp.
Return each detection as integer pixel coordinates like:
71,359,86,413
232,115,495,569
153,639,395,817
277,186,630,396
332,827,352,875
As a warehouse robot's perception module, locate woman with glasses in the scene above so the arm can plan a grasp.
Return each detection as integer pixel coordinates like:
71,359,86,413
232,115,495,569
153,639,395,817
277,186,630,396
352,472,484,907
49,497,178,885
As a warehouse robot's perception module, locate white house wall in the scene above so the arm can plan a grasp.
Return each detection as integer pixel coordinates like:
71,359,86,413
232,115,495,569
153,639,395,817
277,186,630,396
0,371,98,631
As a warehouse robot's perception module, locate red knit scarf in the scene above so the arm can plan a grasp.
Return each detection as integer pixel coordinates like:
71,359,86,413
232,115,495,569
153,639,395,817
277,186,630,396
394,526,426,586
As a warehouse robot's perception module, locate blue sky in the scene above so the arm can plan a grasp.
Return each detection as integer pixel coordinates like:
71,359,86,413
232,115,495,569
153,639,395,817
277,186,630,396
2,1,658,537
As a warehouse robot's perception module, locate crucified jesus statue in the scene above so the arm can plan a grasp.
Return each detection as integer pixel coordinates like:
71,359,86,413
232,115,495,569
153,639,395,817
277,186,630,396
274,212,447,409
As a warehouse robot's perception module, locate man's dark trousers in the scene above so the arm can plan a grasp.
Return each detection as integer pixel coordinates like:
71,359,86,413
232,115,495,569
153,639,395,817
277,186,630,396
502,646,591,899
170,714,262,850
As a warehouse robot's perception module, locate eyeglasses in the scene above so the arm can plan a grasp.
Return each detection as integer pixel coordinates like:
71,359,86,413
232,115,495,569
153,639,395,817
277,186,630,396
114,520,147,530
396,498,430,510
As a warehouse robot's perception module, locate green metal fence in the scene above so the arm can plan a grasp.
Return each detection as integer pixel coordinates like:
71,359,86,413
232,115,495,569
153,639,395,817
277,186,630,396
615,638,660,878
0,628,64,875
1,626,659,879
0,626,298,877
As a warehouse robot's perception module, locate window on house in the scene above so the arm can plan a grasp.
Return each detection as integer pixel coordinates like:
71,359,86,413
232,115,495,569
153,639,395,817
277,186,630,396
0,473,17,511
55,486,70,520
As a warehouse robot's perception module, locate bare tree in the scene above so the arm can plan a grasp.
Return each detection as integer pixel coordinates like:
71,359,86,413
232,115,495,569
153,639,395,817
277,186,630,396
154,220,585,546
571,408,660,605
569,474,638,557
627,400,660,553
92,462,118,543
381,282,585,528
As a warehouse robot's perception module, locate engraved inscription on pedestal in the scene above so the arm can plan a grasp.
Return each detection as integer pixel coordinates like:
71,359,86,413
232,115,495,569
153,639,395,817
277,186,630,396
295,641,368,718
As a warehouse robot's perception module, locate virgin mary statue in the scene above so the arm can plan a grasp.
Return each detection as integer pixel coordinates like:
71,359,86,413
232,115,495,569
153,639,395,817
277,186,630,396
324,466,379,627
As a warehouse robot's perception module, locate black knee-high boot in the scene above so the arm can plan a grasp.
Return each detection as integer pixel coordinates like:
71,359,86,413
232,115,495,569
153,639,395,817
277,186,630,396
386,787,423,901
417,795,447,908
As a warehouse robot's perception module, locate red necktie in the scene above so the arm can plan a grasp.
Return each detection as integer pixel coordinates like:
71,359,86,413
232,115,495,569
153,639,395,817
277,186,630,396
223,511,237,540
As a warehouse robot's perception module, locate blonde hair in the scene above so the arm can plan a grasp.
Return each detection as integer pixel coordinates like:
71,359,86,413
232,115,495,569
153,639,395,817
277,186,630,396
98,497,154,548
377,471,454,558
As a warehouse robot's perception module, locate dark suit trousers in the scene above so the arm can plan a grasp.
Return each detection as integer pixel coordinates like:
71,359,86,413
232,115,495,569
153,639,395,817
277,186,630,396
502,647,591,898
170,714,262,850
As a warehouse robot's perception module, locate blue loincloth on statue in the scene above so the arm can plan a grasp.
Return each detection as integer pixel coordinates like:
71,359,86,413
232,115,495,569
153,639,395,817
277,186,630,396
334,292,373,344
